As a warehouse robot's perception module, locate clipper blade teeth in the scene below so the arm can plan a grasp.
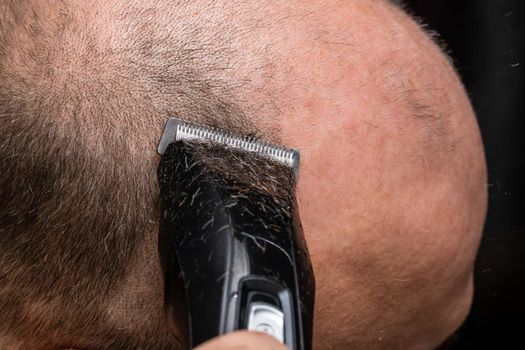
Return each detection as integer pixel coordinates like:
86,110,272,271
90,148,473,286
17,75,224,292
158,117,300,174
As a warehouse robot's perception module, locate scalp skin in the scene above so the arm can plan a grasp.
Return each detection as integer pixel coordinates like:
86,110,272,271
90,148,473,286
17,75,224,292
0,1,486,349
266,1,487,348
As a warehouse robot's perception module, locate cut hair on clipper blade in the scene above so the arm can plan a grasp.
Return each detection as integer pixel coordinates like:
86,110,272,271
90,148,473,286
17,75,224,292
158,117,300,176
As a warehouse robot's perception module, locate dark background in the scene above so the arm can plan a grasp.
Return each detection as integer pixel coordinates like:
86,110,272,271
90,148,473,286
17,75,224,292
401,1,524,348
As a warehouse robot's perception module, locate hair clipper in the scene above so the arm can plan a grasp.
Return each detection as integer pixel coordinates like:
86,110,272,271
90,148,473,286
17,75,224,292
157,118,315,349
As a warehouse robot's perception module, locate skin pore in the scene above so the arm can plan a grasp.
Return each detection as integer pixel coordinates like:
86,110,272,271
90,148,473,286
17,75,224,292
0,1,486,349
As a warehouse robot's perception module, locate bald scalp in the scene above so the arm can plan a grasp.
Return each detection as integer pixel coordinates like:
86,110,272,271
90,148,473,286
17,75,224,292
265,1,487,348
0,1,486,349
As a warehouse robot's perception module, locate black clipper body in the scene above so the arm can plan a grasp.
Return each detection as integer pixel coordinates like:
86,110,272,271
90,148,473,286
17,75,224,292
158,140,315,350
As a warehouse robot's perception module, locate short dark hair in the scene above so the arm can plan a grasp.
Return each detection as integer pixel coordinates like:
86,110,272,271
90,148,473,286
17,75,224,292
0,1,263,348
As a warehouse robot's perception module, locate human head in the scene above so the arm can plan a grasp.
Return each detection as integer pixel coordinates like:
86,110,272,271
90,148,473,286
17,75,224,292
0,1,486,349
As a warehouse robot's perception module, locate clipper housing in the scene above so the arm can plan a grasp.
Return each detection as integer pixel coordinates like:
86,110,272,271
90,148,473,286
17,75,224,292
158,119,315,350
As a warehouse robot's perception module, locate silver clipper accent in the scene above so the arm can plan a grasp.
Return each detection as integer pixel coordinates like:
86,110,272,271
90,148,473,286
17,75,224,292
247,302,285,343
